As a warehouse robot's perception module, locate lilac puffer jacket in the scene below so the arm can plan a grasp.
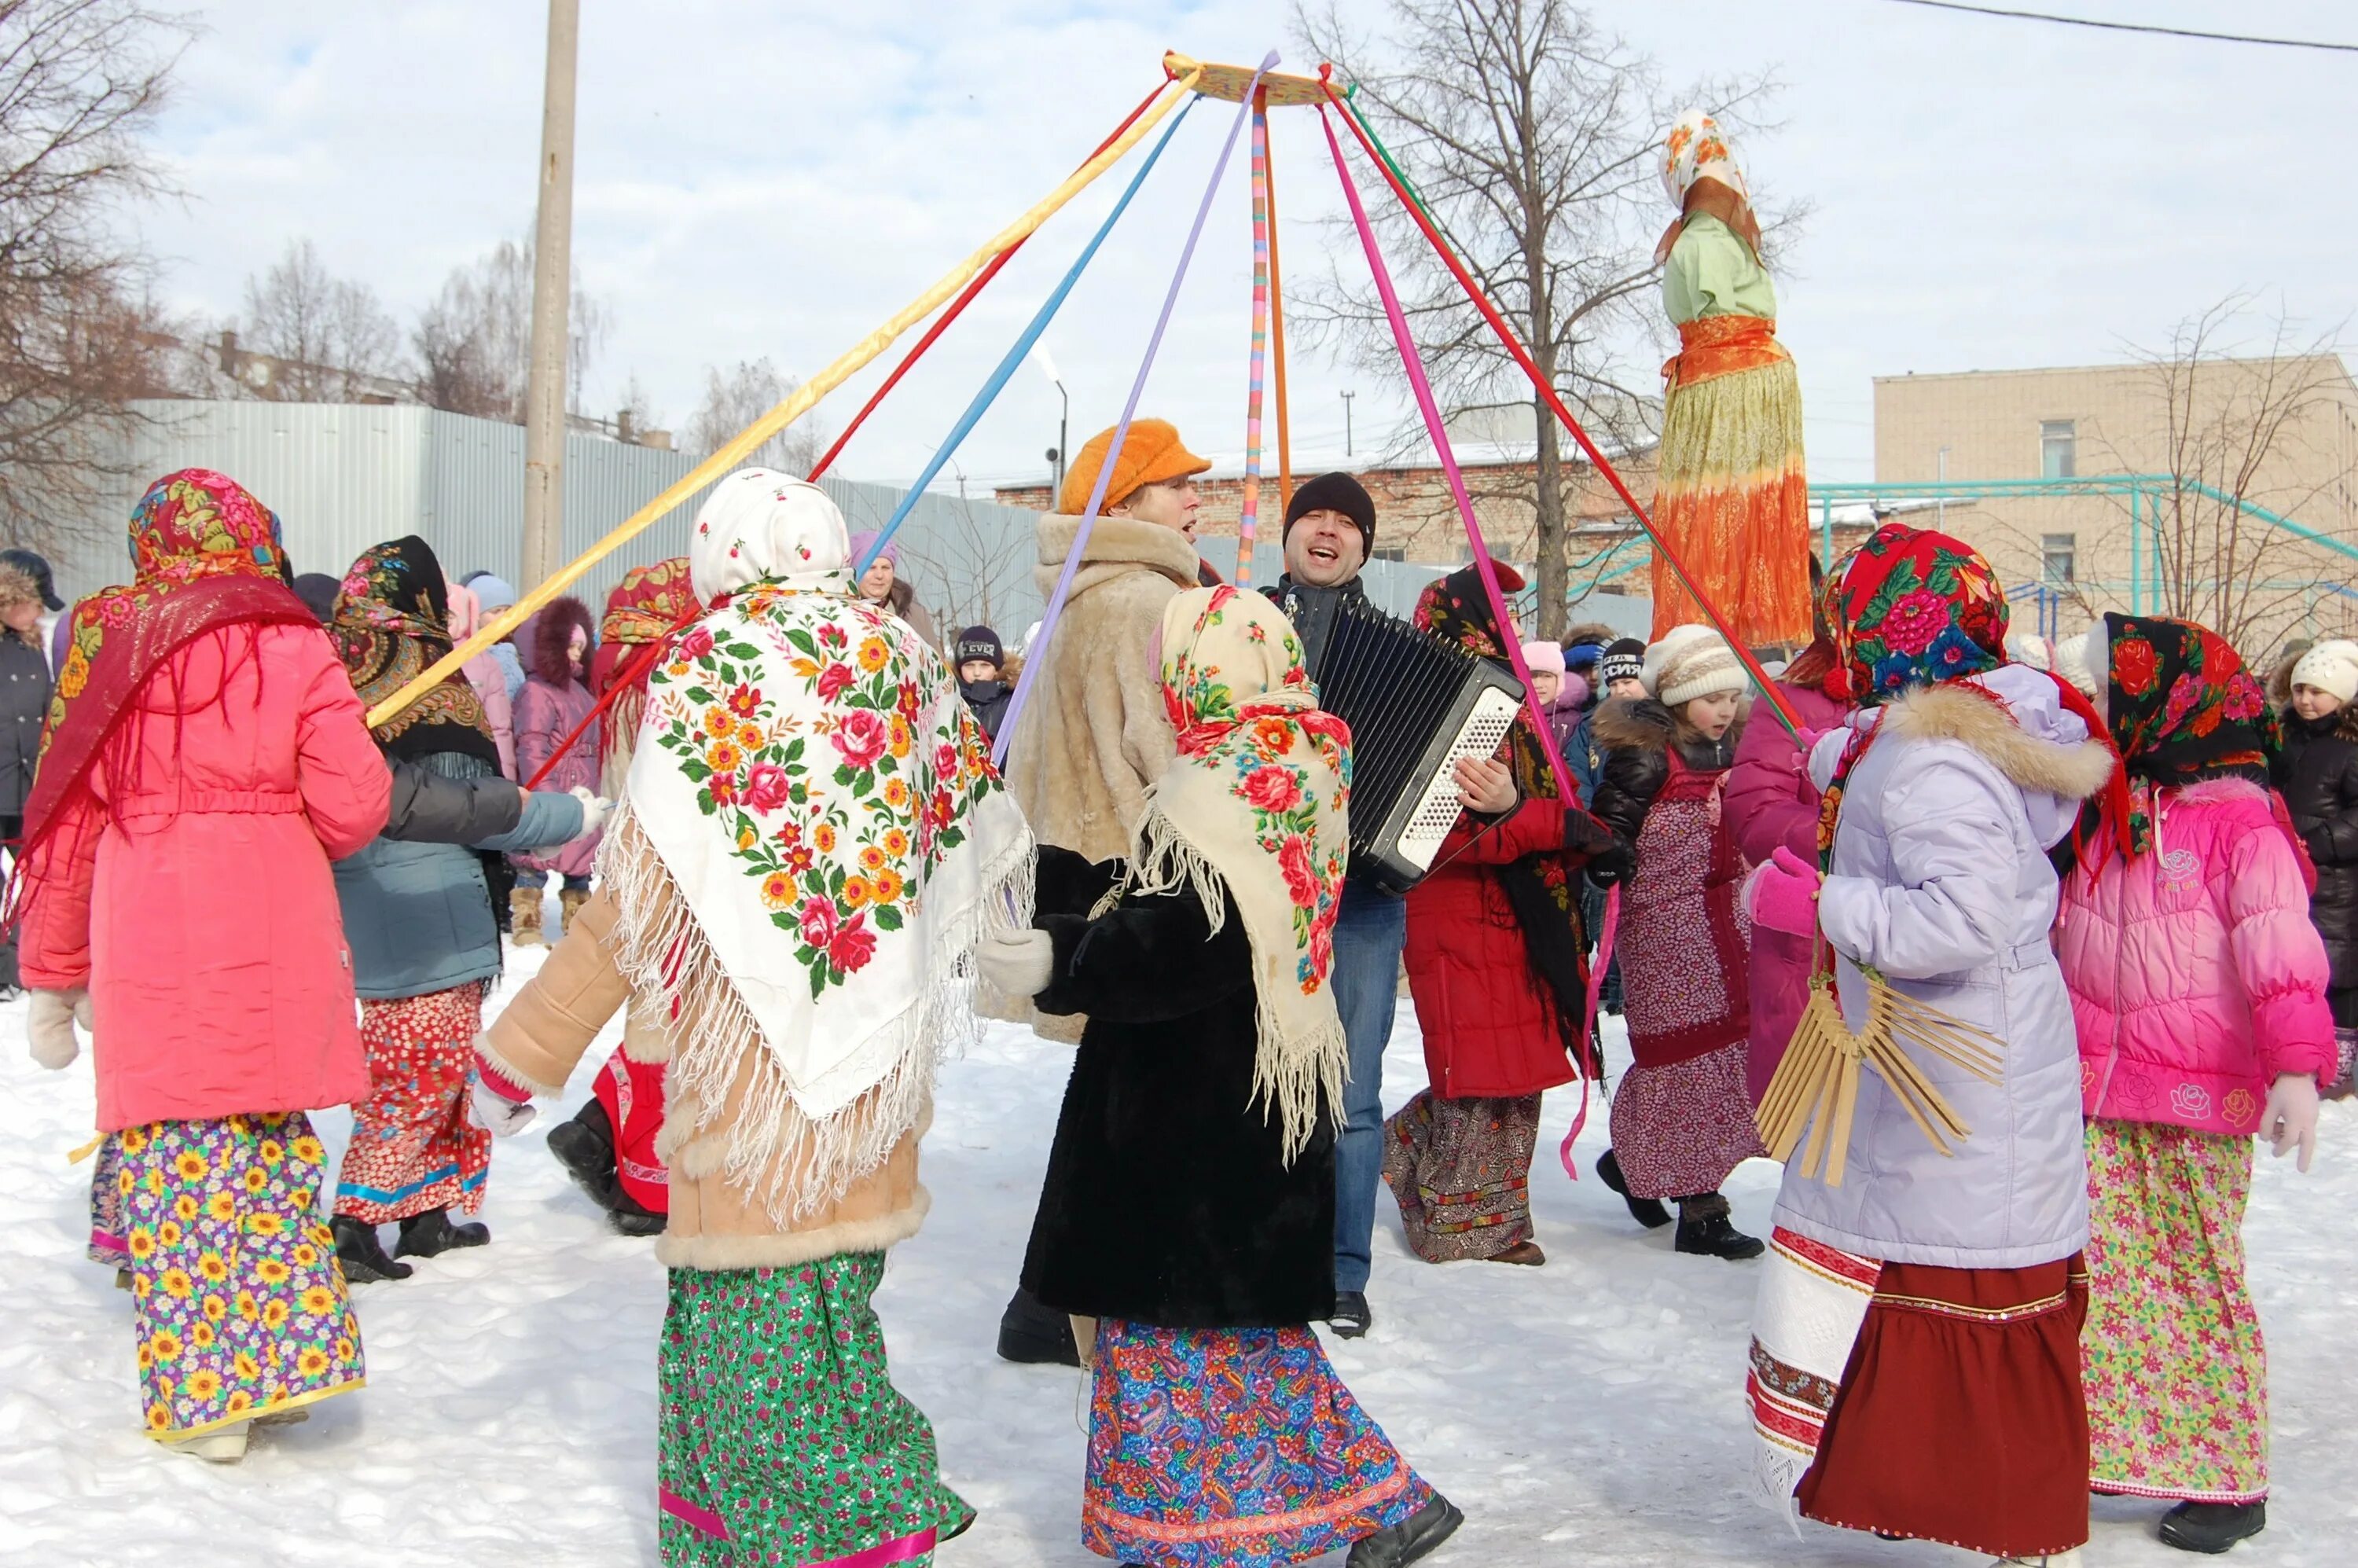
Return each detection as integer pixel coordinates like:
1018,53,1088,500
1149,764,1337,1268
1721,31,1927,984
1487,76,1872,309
2055,777,2335,1137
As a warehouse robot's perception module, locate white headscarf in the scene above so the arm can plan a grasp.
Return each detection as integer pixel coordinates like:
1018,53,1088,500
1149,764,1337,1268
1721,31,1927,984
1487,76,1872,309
1662,109,1750,207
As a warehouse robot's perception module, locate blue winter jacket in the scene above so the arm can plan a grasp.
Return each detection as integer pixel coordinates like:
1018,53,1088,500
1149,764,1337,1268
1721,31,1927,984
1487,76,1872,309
333,751,583,1001
1566,707,1607,807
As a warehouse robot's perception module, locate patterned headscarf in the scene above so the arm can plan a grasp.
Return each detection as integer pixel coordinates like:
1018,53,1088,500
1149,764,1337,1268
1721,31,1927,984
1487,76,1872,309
1828,523,2010,704
1413,564,1552,799
46,468,293,743
1128,585,1353,1162
331,537,500,771
604,468,1034,1223
2099,614,2276,857
592,556,702,795
1655,108,1761,264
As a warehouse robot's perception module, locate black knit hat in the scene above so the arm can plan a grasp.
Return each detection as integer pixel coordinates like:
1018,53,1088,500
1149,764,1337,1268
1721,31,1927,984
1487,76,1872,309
953,625,1004,667
1284,472,1376,554
1597,637,1646,687
0,548,61,611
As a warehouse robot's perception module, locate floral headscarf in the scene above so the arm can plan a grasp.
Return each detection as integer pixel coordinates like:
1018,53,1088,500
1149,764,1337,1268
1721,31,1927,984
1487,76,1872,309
1829,522,2010,704
2099,614,2276,857
1129,585,1353,1162
1655,108,1761,264
331,536,500,771
600,468,1033,1223
592,556,703,795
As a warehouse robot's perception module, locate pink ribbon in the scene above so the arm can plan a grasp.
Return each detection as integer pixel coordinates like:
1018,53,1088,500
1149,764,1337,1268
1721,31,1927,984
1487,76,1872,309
658,1490,941,1568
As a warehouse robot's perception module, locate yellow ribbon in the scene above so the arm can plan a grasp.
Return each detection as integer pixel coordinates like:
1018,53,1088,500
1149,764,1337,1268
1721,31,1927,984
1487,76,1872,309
68,1129,105,1165
369,57,1207,730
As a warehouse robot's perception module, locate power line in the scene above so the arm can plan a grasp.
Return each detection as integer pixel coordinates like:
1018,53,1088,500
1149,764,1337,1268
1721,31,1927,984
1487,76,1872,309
1874,0,2358,52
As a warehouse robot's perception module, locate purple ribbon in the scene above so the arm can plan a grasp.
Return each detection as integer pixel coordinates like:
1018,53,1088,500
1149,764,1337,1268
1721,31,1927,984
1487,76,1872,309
992,50,1282,768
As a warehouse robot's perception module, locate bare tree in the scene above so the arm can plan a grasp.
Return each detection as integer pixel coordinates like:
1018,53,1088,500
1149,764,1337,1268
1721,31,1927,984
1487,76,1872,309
413,235,608,421
233,238,406,399
685,357,826,474
0,0,189,551
2109,298,2354,654
612,372,663,443
1294,0,1791,636
894,483,1032,643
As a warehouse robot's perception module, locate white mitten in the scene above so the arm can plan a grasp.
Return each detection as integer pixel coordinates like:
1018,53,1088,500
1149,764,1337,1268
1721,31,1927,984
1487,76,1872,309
27,988,84,1070
2264,1072,2320,1173
975,929,1054,1000
469,1078,538,1137
567,786,613,843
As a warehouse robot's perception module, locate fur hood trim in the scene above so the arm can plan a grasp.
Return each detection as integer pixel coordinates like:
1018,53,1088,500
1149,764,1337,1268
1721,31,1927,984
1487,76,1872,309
1032,512,1201,600
1875,680,2116,802
525,595,594,686
1589,692,1751,755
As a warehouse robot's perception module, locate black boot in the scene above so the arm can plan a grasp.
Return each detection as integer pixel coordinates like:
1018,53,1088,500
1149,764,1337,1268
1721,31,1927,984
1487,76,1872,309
995,1286,1080,1367
547,1100,621,1209
609,1187,667,1238
1673,1192,1764,1260
332,1214,413,1282
1330,1290,1372,1339
2160,1500,2266,1553
395,1206,490,1259
1596,1148,1673,1229
1346,1492,1464,1568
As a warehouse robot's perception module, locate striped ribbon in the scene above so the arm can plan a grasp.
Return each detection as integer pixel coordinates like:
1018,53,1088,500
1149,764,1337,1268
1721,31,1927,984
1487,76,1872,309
1236,89,1272,587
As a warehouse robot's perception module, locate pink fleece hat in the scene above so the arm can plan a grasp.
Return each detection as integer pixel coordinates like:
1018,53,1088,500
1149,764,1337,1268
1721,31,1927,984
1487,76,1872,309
1520,639,1566,677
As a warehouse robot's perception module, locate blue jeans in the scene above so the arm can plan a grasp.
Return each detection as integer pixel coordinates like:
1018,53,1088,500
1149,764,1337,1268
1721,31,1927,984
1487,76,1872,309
1330,878,1407,1294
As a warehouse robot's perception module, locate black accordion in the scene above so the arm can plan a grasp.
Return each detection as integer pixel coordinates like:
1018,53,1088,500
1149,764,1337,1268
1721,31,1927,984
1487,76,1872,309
1276,583,1526,894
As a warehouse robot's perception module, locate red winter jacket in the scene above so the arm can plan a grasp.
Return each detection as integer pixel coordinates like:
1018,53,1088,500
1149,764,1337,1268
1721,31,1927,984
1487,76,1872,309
1404,796,1594,1100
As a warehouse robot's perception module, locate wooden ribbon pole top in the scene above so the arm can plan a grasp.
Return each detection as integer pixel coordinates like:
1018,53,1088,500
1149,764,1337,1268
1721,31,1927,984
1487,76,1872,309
366,57,1208,730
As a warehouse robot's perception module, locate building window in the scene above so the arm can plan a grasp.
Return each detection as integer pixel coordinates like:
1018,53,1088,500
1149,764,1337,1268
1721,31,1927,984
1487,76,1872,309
1372,545,1406,563
2040,419,2077,479
2042,533,2077,585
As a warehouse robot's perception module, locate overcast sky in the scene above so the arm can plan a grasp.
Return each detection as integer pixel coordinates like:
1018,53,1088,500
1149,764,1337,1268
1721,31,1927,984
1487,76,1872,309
138,1,2353,494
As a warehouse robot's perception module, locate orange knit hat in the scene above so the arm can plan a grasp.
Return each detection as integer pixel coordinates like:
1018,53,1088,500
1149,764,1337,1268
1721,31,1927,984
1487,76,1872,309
1058,418,1210,516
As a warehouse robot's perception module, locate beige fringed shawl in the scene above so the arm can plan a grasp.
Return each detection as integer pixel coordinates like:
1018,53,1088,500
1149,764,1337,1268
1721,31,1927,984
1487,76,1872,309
604,468,1034,1222
1104,586,1353,1162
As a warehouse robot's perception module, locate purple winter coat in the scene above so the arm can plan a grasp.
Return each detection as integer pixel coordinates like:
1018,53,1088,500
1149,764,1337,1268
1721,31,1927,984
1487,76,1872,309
510,597,601,877
1724,677,1849,1104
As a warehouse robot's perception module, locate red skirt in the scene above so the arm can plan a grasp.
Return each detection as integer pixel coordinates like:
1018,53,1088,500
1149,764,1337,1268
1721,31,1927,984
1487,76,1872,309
1798,1255,2090,1558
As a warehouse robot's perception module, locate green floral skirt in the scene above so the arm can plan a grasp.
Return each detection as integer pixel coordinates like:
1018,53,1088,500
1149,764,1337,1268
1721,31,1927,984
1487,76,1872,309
658,1254,972,1567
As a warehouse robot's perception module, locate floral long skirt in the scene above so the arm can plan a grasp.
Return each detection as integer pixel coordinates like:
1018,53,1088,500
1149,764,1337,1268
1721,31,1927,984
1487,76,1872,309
336,981,490,1225
1085,1319,1431,1568
1382,1089,1541,1261
657,1254,971,1568
2084,1118,2268,1503
1608,1041,1765,1199
120,1114,365,1439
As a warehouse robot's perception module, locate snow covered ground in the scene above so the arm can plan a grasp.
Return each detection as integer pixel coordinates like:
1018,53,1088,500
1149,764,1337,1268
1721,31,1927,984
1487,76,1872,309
3,949,2356,1567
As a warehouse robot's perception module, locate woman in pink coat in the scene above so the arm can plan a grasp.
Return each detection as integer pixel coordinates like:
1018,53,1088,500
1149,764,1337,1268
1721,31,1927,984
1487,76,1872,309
16,470,391,1463
2054,615,2333,1555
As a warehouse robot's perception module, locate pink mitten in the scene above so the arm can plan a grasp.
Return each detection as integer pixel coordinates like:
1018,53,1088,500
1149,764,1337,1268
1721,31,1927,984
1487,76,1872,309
1744,845,1823,936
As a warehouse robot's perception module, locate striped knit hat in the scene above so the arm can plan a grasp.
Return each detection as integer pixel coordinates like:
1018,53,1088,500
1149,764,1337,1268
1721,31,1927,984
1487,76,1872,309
1644,624,1748,708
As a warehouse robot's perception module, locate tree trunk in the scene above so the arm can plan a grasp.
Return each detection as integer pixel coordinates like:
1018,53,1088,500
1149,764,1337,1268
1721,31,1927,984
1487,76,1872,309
1531,389,1567,640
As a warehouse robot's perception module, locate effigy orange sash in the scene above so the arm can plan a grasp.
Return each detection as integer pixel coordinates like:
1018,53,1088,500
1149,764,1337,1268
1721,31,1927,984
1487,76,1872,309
1662,314,1790,391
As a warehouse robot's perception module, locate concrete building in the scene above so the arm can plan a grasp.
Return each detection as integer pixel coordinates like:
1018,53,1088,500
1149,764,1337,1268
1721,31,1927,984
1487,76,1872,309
1872,355,2358,656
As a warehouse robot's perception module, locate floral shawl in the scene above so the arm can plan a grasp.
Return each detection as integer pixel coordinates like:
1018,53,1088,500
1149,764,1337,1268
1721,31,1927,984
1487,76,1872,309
603,468,1034,1220
1828,522,2010,704
2099,613,2276,857
331,536,500,772
1119,585,1353,1162
592,556,700,796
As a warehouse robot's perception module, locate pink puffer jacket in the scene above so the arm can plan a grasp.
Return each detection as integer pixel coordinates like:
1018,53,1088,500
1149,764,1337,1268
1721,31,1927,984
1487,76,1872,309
2054,777,2336,1137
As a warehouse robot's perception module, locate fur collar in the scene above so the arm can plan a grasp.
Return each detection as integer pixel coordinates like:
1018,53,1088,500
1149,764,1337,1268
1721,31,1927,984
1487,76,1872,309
2279,696,2358,747
1032,512,1201,598
525,594,594,687
1589,694,1746,762
1875,681,2116,801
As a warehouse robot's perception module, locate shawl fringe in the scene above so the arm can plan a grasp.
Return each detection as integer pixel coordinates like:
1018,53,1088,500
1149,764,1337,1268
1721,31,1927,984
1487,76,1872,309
1100,806,1346,1166
601,807,1033,1225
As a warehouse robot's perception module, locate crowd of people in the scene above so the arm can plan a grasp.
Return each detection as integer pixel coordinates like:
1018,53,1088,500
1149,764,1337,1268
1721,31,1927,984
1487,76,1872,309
4,123,2345,1568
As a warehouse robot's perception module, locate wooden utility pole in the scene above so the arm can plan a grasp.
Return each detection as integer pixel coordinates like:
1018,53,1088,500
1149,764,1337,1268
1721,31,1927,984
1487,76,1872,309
520,0,580,589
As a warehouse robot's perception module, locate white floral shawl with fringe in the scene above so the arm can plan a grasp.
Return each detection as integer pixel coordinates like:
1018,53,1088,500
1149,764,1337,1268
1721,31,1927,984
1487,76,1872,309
607,573,1032,1221
1109,585,1352,1162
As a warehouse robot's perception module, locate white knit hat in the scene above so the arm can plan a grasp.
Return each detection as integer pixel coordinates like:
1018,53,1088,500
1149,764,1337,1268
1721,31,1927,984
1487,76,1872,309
2004,630,2055,672
2292,639,2358,705
2055,630,2101,700
1644,623,1748,708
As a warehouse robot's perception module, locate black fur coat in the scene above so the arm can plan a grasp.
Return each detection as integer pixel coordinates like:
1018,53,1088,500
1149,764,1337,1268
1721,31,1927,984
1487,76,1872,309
1019,845,1338,1329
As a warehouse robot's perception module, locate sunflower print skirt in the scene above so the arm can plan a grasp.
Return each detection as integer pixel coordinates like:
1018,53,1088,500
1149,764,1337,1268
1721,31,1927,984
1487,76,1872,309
120,1112,365,1439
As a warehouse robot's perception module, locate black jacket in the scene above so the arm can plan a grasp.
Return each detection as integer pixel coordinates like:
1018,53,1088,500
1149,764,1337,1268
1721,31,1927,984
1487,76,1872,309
1020,845,1337,1329
0,630,50,818
384,759,527,846
2273,703,2358,1016
958,678,1012,743
1583,696,1740,887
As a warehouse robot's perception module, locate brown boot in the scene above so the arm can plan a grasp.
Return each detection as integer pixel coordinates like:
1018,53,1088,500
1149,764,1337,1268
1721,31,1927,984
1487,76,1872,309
510,886,545,947
557,886,589,936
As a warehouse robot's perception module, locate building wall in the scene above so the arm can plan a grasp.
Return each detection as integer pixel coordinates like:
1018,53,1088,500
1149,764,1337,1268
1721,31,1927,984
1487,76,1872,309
1873,357,2358,658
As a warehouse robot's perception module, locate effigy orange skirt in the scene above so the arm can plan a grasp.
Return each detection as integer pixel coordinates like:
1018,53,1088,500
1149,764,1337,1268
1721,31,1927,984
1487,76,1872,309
1649,314,1810,647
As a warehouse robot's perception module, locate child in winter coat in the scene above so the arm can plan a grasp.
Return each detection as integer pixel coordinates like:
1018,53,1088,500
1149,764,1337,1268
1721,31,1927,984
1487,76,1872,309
510,594,601,943
324,538,593,1282
976,584,1461,1568
445,577,516,777
951,624,1014,741
1585,624,1766,1258
476,471,1030,1566
2272,637,2358,1094
2059,615,2332,1555
20,469,391,1463
1520,639,1587,760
